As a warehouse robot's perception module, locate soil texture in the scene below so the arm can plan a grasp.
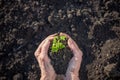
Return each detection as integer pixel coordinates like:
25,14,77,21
0,0,120,80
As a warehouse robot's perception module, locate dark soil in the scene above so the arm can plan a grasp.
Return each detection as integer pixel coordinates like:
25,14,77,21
48,34,73,75
0,0,120,80
48,38,73,75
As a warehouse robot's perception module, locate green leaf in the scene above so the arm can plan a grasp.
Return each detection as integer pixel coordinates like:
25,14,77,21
60,36,66,40
51,35,66,53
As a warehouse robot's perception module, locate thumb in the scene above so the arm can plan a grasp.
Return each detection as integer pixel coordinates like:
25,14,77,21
41,39,50,54
40,39,51,64
68,38,83,57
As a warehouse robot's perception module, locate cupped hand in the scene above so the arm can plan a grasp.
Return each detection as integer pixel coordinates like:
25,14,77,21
60,33,83,80
34,33,83,80
34,34,57,80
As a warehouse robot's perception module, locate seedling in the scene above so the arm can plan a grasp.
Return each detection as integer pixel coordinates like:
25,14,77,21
51,35,66,53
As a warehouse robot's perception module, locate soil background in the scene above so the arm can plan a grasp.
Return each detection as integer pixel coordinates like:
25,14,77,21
0,0,120,80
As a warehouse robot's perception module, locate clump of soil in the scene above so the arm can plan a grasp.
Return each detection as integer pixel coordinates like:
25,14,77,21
48,34,73,74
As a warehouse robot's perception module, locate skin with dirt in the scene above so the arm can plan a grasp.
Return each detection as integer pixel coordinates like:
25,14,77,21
0,0,120,80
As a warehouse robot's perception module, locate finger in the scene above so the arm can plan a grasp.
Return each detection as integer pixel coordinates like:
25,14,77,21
44,58,56,80
41,39,50,54
38,55,56,74
39,39,52,63
45,61,56,75
65,56,82,80
40,39,57,79
35,34,55,53
67,57,82,73
39,58,56,80
60,32,71,39
40,59,46,74
60,32,83,56
46,33,58,41
65,38,83,80
38,33,55,51
38,39,50,62
47,33,57,38
34,33,56,57
34,39,46,58
41,33,57,47
68,38,83,57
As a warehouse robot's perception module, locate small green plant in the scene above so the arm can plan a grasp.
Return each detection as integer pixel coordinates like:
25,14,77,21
51,35,66,53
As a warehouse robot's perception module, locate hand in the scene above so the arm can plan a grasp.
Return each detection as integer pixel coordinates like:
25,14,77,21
34,34,57,80
34,33,83,80
60,33,83,80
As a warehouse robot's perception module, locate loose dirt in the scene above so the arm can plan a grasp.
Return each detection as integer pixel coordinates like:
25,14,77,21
0,0,120,80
